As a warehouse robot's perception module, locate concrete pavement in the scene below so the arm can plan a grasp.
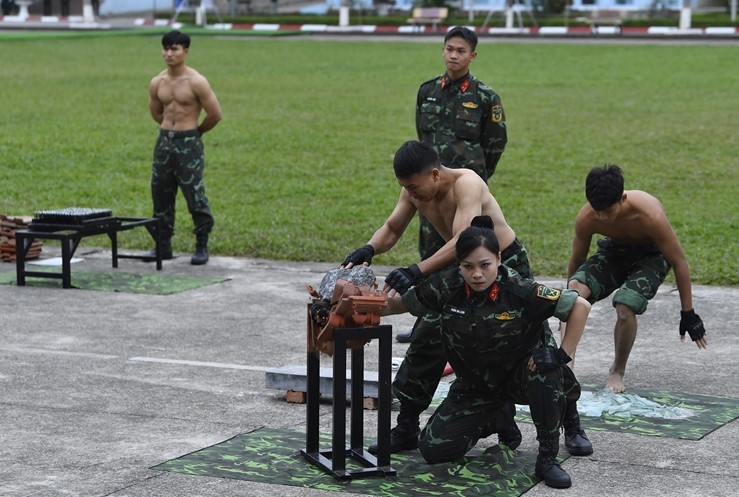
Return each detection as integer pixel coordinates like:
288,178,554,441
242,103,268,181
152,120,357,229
0,246,737,497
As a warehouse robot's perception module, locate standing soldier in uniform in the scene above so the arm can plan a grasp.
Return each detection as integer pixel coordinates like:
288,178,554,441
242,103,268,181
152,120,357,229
399,26,507,343
148,30,222,265
381,216,592,489
415,26,507,262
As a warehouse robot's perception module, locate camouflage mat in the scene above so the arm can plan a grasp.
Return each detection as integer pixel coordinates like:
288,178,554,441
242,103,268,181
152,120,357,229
152,427,554,496
0,269,228,295
428,383,739,441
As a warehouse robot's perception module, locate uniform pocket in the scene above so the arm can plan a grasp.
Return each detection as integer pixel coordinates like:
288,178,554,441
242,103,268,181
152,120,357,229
453,108,482,140
419,101,441,134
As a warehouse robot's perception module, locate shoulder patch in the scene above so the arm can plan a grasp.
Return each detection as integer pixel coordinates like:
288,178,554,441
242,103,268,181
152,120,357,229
491,104,504,123
536,286,561,301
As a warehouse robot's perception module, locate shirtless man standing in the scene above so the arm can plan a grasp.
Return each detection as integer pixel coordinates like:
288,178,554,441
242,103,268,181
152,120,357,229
562,164,707,392
148,30,222,265
343,140,593,459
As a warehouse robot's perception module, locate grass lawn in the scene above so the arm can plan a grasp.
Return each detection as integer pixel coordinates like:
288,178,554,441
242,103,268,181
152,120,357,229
1,31,736,285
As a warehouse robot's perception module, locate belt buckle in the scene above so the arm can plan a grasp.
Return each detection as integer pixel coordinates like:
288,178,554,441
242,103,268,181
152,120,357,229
167,131,175,138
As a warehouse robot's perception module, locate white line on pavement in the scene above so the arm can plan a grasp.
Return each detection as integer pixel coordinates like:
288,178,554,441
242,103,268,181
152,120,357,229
128,356,271,371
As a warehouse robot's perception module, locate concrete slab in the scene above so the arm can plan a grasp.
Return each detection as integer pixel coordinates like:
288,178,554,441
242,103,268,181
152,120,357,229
0,246,737,497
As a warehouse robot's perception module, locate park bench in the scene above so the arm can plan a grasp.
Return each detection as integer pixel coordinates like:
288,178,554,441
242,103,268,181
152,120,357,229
587,9,624,33
407,7,449,31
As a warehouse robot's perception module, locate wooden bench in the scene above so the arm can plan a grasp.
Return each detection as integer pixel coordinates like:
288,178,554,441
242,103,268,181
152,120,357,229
407,7,449,31
587,10,624,32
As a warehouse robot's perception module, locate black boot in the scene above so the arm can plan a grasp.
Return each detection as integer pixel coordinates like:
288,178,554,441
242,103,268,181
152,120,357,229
535,434,572,489
148,238,173,260
368,414,419,455
191,233,209,265
563,402,593,456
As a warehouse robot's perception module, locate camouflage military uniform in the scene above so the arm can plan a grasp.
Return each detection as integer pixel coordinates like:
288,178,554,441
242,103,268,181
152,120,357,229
151,129,214,239
392,239,558,417
570,237,671,315
401,265,582,463
416,72,507,260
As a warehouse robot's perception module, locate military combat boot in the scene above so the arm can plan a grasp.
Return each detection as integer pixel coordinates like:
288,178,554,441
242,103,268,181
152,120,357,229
191,233,209,265
368,414,419,455
535,434,572,489
148,238,173,260
562,402,593,456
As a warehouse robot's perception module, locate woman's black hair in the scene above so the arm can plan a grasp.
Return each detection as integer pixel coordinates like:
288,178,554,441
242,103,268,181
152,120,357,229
455,215,500,262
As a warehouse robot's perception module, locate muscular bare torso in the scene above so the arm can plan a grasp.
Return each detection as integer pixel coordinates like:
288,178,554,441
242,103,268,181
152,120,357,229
412,168,517,249
580,190,666,245
150,67,204,131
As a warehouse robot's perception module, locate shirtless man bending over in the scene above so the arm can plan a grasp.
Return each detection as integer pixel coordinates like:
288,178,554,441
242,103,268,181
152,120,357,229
148,30,222,265
561,164,707,393
342,140,593,459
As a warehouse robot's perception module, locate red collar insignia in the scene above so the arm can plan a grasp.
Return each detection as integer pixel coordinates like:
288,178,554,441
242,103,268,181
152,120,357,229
464,282,500,301
489,283,500,301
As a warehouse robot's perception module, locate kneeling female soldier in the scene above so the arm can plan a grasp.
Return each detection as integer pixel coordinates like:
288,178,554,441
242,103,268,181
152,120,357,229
383,215,592,488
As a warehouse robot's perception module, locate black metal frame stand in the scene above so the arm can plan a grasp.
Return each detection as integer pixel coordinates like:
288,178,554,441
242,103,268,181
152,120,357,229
15,217,162,289
301,324,396,480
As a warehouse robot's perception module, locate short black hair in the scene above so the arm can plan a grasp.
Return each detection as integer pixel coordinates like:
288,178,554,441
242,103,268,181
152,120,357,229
456,215,500,262
585,164,625,211
393,140,440,179
162,30,190,49
444,26,478,51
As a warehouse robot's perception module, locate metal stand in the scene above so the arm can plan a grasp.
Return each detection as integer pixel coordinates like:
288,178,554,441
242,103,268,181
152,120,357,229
301,324,396,480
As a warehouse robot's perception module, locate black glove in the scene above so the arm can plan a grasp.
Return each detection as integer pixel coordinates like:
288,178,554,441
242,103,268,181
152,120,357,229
341,244,374,267
385,264,422,295
531,347,572,373
309,301,331,325
679,309,705,341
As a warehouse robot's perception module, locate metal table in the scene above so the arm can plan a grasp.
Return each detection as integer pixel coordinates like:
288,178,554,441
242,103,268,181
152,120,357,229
15,217,162,289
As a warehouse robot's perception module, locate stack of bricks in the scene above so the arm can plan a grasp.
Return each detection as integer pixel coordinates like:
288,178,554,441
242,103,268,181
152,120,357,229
0,215,42,262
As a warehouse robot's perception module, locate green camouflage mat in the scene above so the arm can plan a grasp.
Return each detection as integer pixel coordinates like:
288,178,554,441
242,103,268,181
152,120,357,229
152,427,554,496
0,269,228,295
428,383,739,441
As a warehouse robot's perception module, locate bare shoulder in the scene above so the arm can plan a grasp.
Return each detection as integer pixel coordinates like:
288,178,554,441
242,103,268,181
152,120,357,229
453,168,486,190
186,67,211,86
150,69,167,86
627,190,665,211
574,203,596,233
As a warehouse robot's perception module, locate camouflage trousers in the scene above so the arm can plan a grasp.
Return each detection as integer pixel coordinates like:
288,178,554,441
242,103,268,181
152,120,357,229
151,129,214,239
392,238,555,416
570,237,670,315
418,363,581,464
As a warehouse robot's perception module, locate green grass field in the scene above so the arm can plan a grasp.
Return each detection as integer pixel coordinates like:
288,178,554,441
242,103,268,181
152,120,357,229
1,31,737,285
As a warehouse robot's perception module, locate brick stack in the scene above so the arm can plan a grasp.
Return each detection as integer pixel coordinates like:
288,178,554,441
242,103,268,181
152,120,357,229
0,215,42,262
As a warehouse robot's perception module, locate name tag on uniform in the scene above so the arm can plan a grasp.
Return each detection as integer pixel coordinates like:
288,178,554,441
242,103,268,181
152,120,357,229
444,305,466,317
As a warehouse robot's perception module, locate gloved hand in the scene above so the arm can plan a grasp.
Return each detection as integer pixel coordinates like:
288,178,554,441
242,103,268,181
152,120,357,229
679,309,705,342
531,347,572,373
384,264,422,295
310,301,331,325
341,244,374,267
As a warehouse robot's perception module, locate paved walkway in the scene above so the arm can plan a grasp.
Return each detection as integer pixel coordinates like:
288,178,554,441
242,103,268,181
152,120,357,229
0,247,737,496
